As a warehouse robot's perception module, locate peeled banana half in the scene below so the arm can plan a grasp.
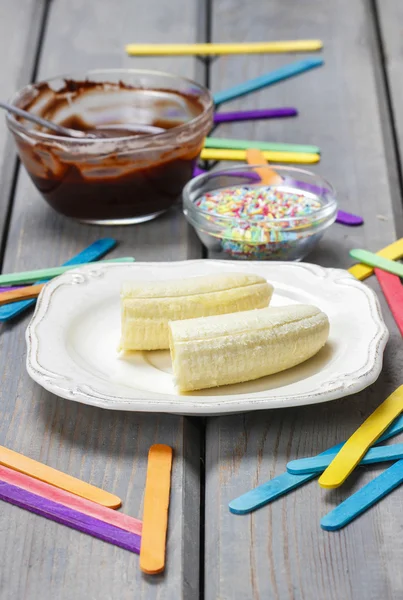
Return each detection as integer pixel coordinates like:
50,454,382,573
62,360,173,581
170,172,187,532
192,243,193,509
120,273,273,351
169,304,329,392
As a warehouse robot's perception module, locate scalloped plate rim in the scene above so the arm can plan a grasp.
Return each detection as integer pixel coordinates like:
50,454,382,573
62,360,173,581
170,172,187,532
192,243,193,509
25,260,389,415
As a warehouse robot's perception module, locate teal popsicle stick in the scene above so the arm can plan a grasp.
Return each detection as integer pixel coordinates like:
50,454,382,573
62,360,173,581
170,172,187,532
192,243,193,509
0,238,117,321
321,459,403,531
349,249,403,278
287,443,403,475
229,414,403,515
213,58,324,105
204,137,321,155
0,257,134,286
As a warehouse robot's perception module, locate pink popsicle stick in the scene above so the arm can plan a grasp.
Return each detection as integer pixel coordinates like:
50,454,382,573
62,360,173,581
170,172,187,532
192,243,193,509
0,479,141,554
0,465,142,535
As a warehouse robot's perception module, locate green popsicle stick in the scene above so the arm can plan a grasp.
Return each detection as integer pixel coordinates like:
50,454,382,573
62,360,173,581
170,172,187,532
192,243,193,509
0,257,134,286
204,136,321,155
349,249,403,278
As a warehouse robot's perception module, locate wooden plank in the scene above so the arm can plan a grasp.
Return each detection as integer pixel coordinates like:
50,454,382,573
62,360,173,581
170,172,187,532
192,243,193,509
205,1,403,598
376,0,403,231
0,0,204,598
0,0,47,249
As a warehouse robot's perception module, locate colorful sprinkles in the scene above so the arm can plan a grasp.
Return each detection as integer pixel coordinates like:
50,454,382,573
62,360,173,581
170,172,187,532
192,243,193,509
195,184,324,259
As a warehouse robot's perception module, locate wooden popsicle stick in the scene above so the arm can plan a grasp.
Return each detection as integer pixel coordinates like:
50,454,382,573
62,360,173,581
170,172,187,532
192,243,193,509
213,59,323,105
126,40,324,56
213,108,298,122
349,249,403,277
0,445,121,508
287,443,403,475
245,148,282,185
0,237,117,321
140,445,173,575
0,286,22,292
348,238,403,280
0,284,44,305
0,480,140,553
336,210,363,226
0,465,141,534
318,386,403,489
0,257,134,286
200,148,320,164
205,137,321,154
375,268,403,336
321,459,403,531
229,414,403,514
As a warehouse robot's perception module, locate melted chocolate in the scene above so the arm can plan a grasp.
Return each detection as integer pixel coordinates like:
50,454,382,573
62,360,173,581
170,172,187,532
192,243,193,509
29,159,196,221
16,79,207,222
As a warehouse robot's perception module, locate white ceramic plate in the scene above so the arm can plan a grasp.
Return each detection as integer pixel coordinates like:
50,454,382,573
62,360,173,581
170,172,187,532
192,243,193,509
26,260,388,415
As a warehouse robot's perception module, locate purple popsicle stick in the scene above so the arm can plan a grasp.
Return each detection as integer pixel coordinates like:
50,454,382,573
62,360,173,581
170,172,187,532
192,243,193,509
335,210,364,226
0,480,141,554
214,108,298,123
0,286,22,293
286,178,363,225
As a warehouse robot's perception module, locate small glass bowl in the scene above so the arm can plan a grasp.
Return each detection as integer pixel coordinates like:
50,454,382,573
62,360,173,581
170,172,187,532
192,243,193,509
183,165,337,261
7,69,214,225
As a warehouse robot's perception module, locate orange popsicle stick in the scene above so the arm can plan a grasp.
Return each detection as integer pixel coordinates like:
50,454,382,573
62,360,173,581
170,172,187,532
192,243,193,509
140,444,173,574
0,284,44,305
0,445,121,508
245,148,282,185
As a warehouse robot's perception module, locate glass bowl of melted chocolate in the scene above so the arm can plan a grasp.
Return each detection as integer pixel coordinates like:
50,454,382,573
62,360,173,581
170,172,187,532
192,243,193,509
7,69,214,224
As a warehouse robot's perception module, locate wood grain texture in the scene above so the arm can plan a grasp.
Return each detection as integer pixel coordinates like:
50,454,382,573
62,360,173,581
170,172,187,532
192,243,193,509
376,0,403,218
0,0,204,598
205,1,403,598
4,0,203,269
208,0,402,265
0,0,47,247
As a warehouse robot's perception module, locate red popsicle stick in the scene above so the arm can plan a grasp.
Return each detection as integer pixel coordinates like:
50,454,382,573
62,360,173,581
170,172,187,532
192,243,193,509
375,267,403,336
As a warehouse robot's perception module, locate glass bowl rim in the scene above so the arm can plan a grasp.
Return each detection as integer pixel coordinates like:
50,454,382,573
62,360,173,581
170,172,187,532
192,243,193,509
6,67,214,144
183,164,337,226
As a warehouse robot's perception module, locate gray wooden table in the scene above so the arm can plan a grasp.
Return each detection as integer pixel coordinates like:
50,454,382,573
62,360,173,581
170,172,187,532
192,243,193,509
1,1,403,598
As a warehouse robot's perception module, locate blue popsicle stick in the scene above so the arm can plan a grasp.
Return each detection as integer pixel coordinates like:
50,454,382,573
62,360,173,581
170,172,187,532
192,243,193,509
229,414,403,515
213,58,324,106
0,238,117,321
321,459,403,531
287,443,403,475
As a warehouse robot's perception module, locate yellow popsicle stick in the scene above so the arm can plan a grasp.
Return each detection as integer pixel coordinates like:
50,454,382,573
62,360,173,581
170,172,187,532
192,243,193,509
0,445,121,508
348,238,403,280
245,148,282,185
200,148,320,164
126,40,323,56
319,386,403,489
140,444,173,575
